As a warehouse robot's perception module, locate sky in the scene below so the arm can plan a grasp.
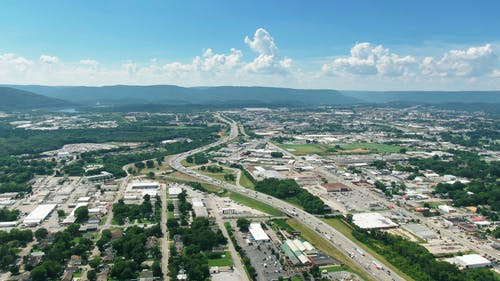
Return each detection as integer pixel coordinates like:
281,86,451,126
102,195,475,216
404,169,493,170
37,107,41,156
1,0,499,90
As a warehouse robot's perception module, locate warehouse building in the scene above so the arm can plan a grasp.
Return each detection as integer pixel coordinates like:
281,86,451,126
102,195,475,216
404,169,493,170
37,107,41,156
445,254,492,269
249,222,270,242
23,204,57,226
192,197,208,218
352,212,399,229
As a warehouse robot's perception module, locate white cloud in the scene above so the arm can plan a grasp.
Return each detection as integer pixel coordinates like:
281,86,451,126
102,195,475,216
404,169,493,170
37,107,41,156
79,59,99,66
0,34,499,90
39,54,60,64
322,42,416,76
243,28,292,74
244,28,278,57
0,53,33,72
420,44,497,77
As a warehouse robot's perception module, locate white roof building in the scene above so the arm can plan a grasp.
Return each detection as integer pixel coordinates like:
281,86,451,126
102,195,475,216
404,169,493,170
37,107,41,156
352,212,399,229
446,254,492,269
249,222,270,241
23,204,57,226
438,205,456,213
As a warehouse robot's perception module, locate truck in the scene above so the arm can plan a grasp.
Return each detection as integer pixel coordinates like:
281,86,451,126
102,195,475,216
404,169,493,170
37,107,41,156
372,261,384,270
355,247,365,256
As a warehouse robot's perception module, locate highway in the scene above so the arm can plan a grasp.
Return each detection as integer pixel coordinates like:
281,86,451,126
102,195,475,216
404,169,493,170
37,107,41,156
169,114,405,281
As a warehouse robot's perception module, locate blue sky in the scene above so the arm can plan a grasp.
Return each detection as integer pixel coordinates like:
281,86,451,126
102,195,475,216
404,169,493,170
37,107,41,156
1,0,499,90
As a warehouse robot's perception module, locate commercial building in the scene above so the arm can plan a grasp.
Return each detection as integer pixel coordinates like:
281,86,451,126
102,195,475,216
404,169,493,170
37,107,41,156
352,212,399,229
85,171,113,183
249,222,270,242
438,205,456,213
130,182,159,190
192,197,208,218
445,254,492,269
168,184,184,199
320,182,351,193
23,204,57,226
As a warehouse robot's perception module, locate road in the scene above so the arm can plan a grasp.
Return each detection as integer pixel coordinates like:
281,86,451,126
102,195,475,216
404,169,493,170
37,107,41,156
205,194,250,281
169,114,404,281
159,183,170,281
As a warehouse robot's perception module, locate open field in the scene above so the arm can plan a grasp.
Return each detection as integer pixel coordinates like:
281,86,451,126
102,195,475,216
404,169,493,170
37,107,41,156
321,218,415,281
276,142,402,156
198,166,237,185
239,171,255,189
225,192,283,216
340,142,402,153
208,250,234,267
276,143,336,155
285,218,376,281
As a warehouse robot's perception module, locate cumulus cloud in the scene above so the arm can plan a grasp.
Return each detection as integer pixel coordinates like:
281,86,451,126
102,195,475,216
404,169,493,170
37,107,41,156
243,28,292,74
322,42,416,76
420,44,497,77
0,53,33,72
79,59,99,66
39,54,59,64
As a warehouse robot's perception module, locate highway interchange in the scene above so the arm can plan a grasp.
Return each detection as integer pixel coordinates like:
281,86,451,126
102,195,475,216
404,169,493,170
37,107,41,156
169,114,404,281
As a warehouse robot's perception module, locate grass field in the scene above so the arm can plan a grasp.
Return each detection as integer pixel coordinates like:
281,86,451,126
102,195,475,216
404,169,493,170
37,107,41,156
226,192,283,216
239,171,255,189
198,166,237,185
285,218,376,281
275,142,402,156
321,218,415,281
208,250,234,267
340,142,402,153
276,143,336,156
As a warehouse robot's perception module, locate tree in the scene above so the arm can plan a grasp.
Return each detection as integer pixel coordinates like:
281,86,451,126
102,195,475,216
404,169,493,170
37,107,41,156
135,162,145,169
237,218,251,232
146,160,155,169
400,148,407,154
89,256,101,268
57,209,66,219
75,205,89,223
30,265,47,281
271,152,284,158
87,269,97,281
35,228,48,241
147,171,155,179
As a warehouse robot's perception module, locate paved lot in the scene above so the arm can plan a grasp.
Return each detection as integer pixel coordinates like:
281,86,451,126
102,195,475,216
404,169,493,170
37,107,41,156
234,226,286,281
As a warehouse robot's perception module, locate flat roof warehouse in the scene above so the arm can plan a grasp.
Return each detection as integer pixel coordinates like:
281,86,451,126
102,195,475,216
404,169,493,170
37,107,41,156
23,204,57,226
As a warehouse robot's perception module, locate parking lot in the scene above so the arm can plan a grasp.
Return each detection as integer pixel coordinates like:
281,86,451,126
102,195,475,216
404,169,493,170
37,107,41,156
234,226,287,281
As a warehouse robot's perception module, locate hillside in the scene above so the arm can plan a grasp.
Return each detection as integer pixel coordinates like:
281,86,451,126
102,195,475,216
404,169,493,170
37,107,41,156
0,87,72,111
6,85,360,105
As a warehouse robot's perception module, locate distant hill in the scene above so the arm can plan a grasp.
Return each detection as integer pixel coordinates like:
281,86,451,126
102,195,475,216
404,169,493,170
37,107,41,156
0,87,72,111
3,85,499,107
341,91,500,104
5,85,360,105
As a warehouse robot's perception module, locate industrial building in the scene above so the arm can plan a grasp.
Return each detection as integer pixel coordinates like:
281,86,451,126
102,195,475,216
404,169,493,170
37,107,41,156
352,212,399,229
192,197,208,218
249,222,270,242
85,171,113,183
168,184,184,198
445,254,492,269
319,182,351,193
23,204,57,226
281,239,337,267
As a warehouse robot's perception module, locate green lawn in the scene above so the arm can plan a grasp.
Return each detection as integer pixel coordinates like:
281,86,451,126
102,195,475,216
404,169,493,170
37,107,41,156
226,192,283,216
275,142,403,156
239,171,255,189
321,218,415,281
339,142,402,153
276,143,336,156
208,251,234,267
198,166,237,185
290,275,304,281
285,219,376,281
